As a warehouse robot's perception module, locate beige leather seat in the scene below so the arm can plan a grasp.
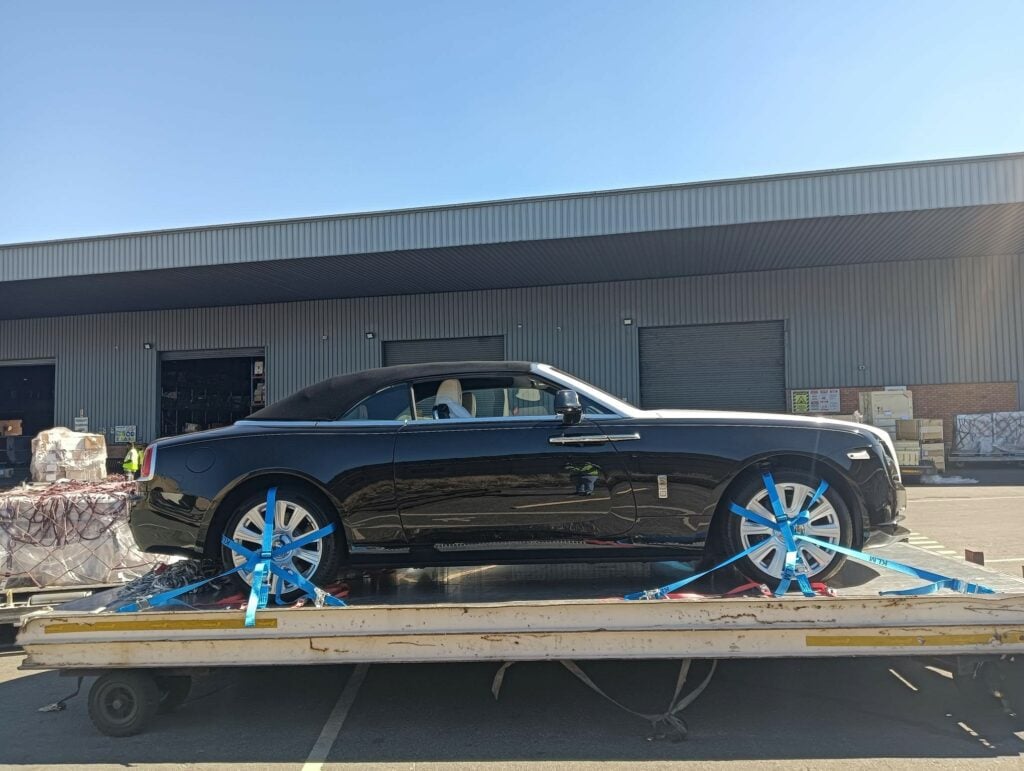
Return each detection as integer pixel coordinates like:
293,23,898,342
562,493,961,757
513,387,549,416
433,379,473,419
462,392,477,416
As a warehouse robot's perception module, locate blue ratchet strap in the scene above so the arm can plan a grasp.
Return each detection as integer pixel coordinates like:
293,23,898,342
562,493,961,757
243,486,278,627
118,490,286,615
624,539,768,600
792,480,829,527
791,534,996,596
626,470,824,601
273,563,347,608
223,522,346,618
759,471,816,598
272,525,334,606
224,524,346,609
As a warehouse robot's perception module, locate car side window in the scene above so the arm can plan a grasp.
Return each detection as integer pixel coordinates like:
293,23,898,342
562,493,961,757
410,375,612,420
339,384,412,421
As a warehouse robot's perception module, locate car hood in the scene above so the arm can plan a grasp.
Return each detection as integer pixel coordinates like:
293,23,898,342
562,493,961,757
645,408,901,475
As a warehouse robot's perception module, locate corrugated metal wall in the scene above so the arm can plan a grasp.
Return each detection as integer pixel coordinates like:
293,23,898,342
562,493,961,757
4,154,1023,282
0,253,1020,442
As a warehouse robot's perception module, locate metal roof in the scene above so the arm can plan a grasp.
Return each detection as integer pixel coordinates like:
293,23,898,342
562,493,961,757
2,152,1024,319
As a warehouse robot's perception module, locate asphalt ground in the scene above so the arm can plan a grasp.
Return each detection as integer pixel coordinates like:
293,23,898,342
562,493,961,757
1,470,1023,770
902,467,1024,581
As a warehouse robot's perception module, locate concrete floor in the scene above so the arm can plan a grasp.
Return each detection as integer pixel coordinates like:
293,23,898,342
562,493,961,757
1,473,1023,769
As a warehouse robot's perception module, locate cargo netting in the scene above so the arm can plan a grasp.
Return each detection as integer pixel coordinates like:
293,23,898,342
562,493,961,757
0,478,169,591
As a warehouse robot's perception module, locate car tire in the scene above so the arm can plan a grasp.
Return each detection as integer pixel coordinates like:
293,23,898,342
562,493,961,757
722,468,854,587
219,486,341,602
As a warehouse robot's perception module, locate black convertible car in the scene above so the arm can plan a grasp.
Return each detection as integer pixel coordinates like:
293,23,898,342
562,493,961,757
130,361,907,596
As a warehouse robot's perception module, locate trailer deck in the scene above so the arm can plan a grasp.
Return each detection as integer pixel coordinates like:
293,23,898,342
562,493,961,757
0,583,116,626
18,542,1024,669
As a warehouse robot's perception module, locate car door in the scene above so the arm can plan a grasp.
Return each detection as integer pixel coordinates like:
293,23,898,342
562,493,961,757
393,374,637,544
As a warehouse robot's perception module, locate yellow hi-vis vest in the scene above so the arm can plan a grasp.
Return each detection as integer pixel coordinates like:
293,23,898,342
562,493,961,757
123,446,140,473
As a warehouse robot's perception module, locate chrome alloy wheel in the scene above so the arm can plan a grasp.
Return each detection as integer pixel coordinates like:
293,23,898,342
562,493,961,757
230,498,324,595
738,481,842,579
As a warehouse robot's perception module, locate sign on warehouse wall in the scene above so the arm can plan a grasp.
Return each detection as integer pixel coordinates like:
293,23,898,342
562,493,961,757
114,425,137,443
790,388,841,414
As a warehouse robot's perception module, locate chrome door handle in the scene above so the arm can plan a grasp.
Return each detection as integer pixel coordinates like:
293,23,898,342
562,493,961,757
549,433,641,445
549,435,608,445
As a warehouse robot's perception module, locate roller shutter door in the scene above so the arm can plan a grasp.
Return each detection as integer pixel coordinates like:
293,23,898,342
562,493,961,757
160,347,265,361
639,321,785,411
382,335,505,366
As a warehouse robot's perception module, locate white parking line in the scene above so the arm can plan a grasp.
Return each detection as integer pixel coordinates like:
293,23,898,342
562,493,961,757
984,557,1024,563
302,662,370,771
905,532,963,560
911,495,1024,502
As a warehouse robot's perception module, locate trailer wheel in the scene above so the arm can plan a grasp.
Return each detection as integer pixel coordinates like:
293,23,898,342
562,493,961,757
156,675,192,714
88,671,160,737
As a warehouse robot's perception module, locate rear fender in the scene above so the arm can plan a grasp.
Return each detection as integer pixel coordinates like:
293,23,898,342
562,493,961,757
199,468,346,558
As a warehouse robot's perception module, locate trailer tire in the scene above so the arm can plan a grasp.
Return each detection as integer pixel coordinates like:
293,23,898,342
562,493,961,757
88,670,161,737
156,675,192,714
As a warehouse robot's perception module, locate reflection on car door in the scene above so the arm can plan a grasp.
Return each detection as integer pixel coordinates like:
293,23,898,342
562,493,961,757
393,416,637,544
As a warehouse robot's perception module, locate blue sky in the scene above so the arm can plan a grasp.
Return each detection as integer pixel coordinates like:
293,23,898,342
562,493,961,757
1,1,1022,243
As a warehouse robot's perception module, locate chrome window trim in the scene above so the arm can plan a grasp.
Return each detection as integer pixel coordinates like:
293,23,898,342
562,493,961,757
400,412,623,426
238,415,617,428
236,419,408,429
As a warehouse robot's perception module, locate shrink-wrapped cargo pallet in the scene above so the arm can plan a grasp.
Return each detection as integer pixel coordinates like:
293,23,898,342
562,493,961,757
30,427,108,483
953,411,1024,456
0,478,165,590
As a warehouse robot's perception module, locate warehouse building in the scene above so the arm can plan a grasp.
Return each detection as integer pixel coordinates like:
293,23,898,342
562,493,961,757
1,152,1023,458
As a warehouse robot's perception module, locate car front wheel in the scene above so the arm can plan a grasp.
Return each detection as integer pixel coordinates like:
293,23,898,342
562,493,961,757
220,486,340,601
723,469,854,586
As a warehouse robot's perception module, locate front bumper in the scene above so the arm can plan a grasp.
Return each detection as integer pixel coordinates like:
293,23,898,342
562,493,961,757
864,483,909,548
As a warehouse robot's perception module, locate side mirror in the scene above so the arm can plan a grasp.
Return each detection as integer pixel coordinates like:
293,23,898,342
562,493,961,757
554,389,582,425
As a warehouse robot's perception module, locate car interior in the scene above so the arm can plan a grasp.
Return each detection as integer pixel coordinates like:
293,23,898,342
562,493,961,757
340,374,611,422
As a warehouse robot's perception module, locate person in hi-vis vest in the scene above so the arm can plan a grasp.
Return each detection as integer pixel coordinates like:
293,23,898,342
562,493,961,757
123,444,140,481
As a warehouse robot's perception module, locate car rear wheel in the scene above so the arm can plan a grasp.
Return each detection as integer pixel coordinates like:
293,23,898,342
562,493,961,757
723,469,854,586
220,486,340,602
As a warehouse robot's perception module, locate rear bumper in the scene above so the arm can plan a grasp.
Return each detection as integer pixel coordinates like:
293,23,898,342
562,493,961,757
129,492,206,558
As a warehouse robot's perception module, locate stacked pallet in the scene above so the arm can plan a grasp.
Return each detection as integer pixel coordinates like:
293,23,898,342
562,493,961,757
855,390,946,472
895,419,945,472
857,391,913,437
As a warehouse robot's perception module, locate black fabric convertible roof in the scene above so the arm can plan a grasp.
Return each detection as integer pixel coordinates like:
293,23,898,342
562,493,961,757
248,361,536,421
